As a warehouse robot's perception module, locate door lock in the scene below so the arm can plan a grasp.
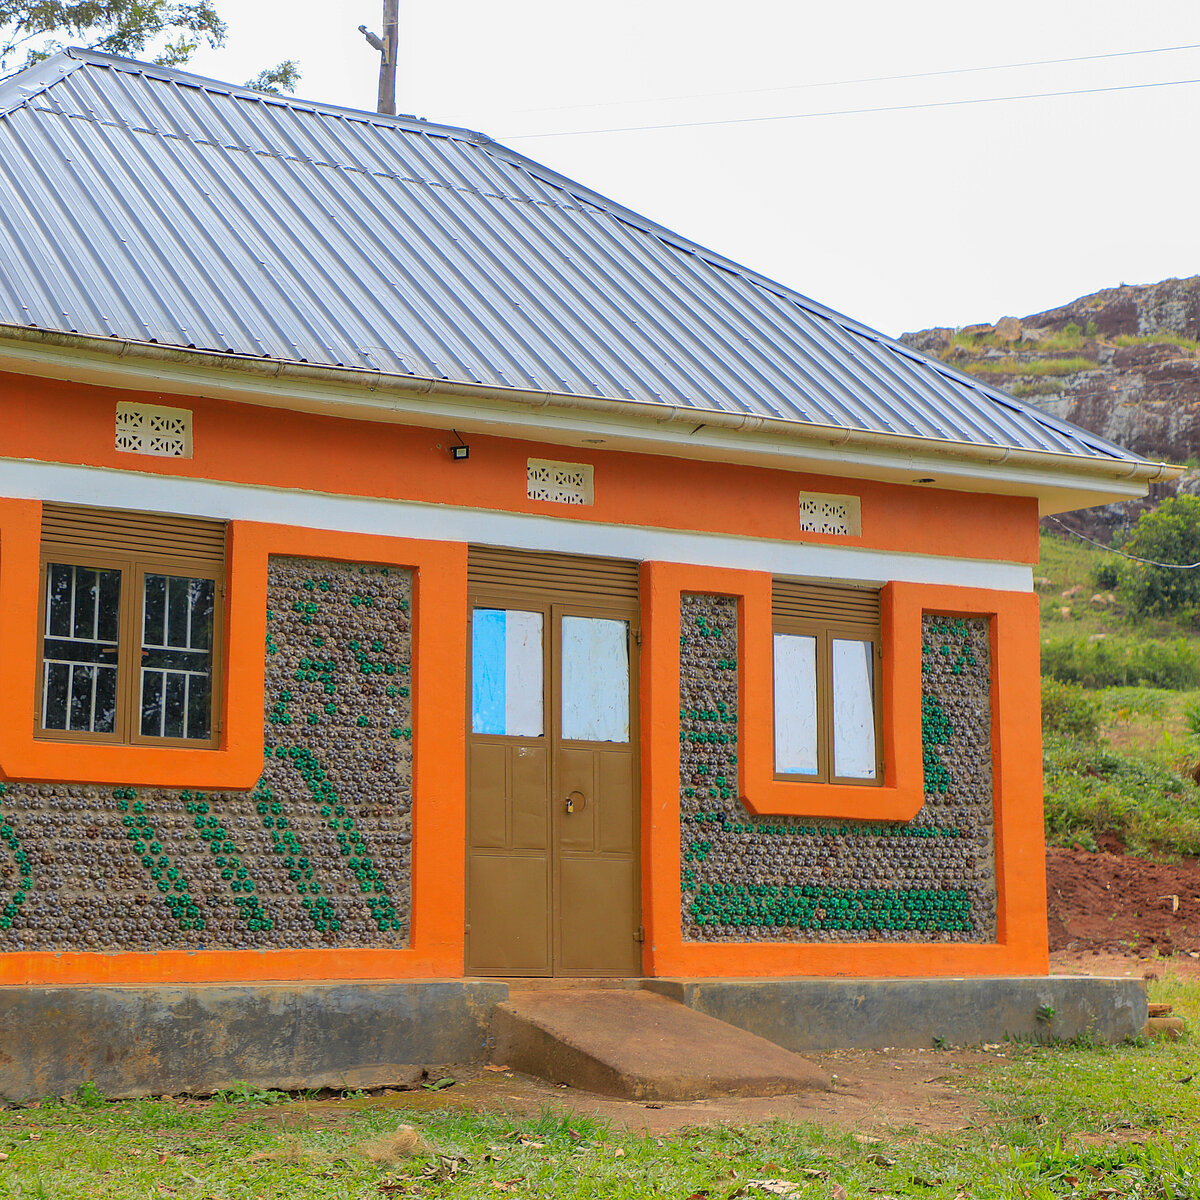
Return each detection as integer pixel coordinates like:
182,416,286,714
565,790,585,814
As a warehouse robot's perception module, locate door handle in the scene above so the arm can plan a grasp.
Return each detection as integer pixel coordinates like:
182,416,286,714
564,790,585,814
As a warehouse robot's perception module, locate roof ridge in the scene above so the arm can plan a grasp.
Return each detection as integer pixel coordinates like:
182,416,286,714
48,47,496,143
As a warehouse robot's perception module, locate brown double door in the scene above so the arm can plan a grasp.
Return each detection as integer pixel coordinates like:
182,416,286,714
465,551,640,977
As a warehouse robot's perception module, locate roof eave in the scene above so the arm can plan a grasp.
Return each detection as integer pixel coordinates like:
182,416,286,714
0,325,1177,514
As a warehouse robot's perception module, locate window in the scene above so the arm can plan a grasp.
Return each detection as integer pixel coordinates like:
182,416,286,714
37,504,225,747
772,579,881,785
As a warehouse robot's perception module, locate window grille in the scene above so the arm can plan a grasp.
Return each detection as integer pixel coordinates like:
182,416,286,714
797,492,861,536
115,402,193,458
526,459,594,506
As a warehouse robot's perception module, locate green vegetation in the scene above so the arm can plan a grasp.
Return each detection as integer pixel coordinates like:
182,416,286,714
1113,495,1200,620
1041,636,1200,689
972,357,1095,377
3,984,1200,1200
1113,333,1200,351
1040,678,1099,737
1042,732,1200,855
1009,379,1065,398
1037,528,1200,853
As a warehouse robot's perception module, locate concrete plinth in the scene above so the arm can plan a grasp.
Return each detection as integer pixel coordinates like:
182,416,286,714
0,980,506,1102
646,976,1148,1051
0,974,1146,1101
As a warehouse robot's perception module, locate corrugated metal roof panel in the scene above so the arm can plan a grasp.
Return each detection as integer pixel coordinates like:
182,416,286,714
0,48,1146,466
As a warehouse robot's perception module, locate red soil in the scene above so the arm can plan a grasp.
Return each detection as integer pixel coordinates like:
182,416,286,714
1047,839,1200,957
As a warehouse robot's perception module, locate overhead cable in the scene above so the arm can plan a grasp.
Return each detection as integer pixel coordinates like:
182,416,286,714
514,39,1200,116
504,74,1200,141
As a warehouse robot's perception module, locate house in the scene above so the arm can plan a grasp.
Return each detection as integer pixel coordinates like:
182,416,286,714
0,49,1167,1093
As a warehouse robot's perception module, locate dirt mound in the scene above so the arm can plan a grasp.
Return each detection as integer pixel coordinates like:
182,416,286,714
1047,843,1200,954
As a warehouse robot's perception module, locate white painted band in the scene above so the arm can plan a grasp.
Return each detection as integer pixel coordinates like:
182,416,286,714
0,459,1034,592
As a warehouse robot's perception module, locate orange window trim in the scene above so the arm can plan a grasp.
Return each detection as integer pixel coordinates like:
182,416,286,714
638,560,1048,978
0,511,468,984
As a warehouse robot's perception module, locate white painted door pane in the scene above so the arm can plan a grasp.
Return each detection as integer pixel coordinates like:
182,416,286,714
472,608,544,736
774,633,819,775
832,638,877,779
561,617,629,743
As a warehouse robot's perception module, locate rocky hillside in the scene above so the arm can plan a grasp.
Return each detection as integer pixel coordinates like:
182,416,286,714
901,276,1200,539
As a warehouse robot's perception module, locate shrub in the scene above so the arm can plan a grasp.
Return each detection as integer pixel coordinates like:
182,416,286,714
1115,495,1200,617
1041,678,1100,738
1063,321,1082,337
1090,559,1121,591
1043,735,1200,855
1085,319,1098,336
1041,637,1200,689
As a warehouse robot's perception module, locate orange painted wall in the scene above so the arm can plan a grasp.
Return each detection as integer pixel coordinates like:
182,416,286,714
639,564,1047,978
0,373,1049,984
0,371,1039,564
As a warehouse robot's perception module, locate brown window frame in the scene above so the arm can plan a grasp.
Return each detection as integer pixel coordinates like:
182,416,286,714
772,582,883,787
36,507,225,750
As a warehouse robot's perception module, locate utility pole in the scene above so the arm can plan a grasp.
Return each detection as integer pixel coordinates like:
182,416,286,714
358,0,399,115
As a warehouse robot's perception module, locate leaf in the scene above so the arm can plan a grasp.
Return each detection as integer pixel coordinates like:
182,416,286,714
832,1186,848,1200
866,1153,897,1166
484,1064,511,1073
422,1076,456,1091
741,1180,805,1197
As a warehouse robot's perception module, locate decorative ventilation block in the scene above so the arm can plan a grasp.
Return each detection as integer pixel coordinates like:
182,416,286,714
527,458,594,506
115,402,193,458
797,492,861,536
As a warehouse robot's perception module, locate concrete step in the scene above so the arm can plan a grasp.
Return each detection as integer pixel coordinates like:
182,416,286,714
490,988,830,1100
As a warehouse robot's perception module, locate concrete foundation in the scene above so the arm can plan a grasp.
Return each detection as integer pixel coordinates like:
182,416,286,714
0,981,506,1102
0,974,1146,1101
646,976,1148,1052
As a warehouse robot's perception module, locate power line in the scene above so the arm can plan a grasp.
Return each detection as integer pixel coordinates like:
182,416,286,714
1047,516,1200,570
514,40,1200,117
503,73,1200,141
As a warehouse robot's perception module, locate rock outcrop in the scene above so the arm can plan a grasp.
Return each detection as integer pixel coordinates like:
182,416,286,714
900,277,1200,540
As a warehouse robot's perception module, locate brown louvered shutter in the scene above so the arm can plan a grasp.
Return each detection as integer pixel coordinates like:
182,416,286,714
772,577,880,634
41,504,226,568
468,545,638,607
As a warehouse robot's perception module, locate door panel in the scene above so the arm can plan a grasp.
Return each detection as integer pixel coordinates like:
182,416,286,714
468,742,508,849
466,853,549,974
557,747,597,853
597,750,635,855
512,746,549,850
557,856,638,974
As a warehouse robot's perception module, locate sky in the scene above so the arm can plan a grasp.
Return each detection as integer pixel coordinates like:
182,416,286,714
170,0,1200,339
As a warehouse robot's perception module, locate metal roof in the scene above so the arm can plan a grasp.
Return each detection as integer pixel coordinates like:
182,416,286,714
0,49,1145,465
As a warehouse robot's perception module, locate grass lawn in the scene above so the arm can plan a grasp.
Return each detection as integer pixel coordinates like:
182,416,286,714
2,977,1197,1199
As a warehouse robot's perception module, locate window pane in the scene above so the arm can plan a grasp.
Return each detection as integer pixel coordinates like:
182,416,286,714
140,574,214,740
42,563,121,733
832,638,877,780
143,573,167,648
560,616,629,743
472,608,543,736
72,567,98,640
43,661,69,730
46,564,73,638
774,633,819,775
187,670,213,739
